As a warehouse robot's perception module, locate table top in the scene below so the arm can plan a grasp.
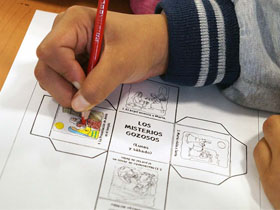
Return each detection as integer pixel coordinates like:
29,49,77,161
0,0,132,90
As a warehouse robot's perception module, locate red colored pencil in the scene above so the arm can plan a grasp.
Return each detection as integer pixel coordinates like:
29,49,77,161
81,0,110,125
87,0,110,74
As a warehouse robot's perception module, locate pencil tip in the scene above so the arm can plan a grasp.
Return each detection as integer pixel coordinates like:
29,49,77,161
81,116,86,125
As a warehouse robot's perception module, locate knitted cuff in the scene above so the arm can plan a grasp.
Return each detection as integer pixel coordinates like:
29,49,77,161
155,0,240,86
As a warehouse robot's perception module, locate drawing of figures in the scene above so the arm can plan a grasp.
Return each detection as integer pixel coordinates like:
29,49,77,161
126,85,169,116
180,132,229,168
148,86,168,113
53,107,104,139
109,166,158,207
128,92,148,110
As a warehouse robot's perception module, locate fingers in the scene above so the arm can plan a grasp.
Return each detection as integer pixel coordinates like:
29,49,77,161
35,6,97,108
256,116,280,210
71,54,125,111
37,44,86,85
262,115,280,157
254,138,272,178
36,6,95,89
34,61,76,107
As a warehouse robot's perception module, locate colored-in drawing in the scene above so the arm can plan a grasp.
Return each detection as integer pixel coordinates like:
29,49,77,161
55,122,64,130
53,107,104,139
180,132,230,168
126,86,169,116
109,166,158,207
68,126,100,138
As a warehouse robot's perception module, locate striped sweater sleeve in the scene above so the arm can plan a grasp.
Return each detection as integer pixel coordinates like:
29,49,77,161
155,0,240,87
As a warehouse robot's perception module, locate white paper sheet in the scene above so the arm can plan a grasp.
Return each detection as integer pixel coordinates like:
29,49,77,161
0,10,274,210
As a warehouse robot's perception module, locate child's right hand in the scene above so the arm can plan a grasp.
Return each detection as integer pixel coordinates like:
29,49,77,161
35,6,168,112
254,115,280,209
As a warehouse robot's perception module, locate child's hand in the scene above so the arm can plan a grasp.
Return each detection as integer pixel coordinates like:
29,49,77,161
35,6,168,111
254,115,280,209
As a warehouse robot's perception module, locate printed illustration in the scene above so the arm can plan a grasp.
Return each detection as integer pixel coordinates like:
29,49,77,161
180,132,230,168
53,107,104,139
108,166,158,207
126,85,169,116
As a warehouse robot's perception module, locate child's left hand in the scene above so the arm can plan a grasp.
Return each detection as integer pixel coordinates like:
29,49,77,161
254,115,280,209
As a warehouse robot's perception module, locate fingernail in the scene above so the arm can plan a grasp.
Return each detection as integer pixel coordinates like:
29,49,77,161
82,111,91,120
72,93,91,112
72,81,81,90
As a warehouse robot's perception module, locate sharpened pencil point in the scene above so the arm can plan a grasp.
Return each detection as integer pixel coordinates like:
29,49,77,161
81,116,86,125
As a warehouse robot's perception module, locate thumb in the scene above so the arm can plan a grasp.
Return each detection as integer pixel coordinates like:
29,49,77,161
71,56,124,112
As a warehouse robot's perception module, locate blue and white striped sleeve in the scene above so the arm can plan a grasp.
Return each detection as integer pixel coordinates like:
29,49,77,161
155,0,240,87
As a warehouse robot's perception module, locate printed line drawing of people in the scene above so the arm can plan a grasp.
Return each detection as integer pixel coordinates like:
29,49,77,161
117,166,157,196
181,132,223,167
126,86,169,115
149,86,168,114
109,166,158,207
133,171,157,195
128,91,148,109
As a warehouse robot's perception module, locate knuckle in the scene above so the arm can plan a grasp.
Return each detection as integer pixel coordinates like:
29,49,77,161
263,115,280,133
66,5,83,14
56,11,64,19
36,44,44,59
38,83,46,91
53,15,60,24
60,99,72,108
34,66,46,82
36,43,52,60
53,12,64,27
65,6,93,20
